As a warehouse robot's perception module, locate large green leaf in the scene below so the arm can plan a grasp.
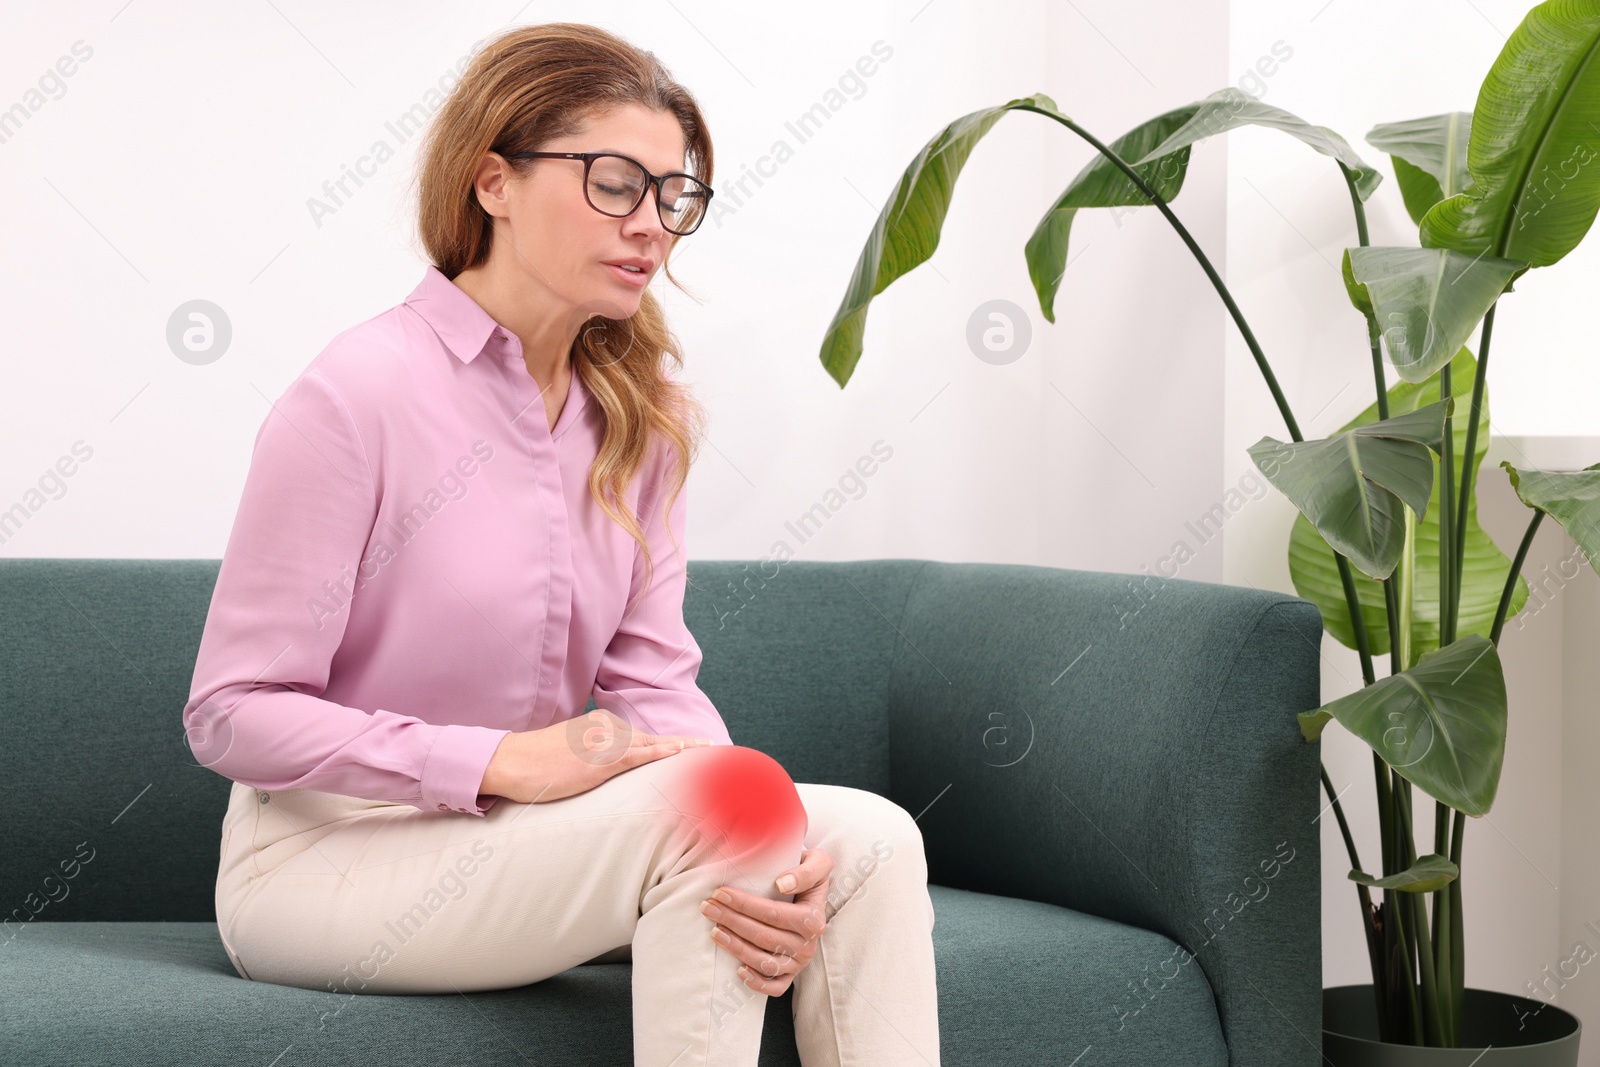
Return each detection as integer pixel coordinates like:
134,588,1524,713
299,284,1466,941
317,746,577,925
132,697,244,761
818,93,1061,387
1025,88,1385,323
1502,460,1600,577
1128,86,1384,200
1287,348,1528,658
1298,634,1508,816
1250,400,1451,580
1341,246,1526,383
1025,105,1196,324
1349,853,1460,893
1419,1,1600,268
1365,112,1474,226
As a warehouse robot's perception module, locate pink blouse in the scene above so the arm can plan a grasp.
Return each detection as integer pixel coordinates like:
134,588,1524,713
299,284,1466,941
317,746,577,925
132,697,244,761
182,264,732,818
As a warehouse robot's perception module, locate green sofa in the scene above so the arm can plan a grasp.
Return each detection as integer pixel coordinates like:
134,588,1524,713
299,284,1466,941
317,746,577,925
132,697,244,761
0,557,1323,1065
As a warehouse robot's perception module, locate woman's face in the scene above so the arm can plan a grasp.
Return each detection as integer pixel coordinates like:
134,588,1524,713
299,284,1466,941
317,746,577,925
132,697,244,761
493,103,690,321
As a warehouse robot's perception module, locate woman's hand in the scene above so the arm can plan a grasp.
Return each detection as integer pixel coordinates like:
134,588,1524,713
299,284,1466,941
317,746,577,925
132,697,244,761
700,846,834,994
479,709,713,804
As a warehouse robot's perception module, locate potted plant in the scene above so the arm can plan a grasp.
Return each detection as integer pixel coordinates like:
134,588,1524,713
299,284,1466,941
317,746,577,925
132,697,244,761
815,1,1600,1061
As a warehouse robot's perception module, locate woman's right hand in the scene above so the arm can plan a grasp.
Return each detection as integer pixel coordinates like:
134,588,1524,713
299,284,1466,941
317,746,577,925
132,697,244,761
478,709,714,804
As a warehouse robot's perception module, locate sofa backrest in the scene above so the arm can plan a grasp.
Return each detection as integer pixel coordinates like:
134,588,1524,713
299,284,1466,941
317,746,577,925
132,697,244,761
1,556,1322,937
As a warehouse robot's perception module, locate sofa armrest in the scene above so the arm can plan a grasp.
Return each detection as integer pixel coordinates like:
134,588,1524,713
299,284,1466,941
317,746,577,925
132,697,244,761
888,562,1323,1067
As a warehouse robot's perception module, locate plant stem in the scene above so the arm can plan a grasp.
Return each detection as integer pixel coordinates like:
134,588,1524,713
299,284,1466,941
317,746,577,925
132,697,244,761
1376,754,1395,888
1373,752,1399,1039
1022,105,1302,442
1368,320,1389,421
1433,802,1455,1046
1328,761,1388,1029
1345,161,1371,246
1334,554,1378,687
1492,510,1545,644
1410,883,1443,1044
1398,510,1416,673
1383,579,1401,677
1389,515,1432,1037
1432,804,1447,883
1344,161,1388,426
1435,368,1459,1040
1387,883,1420,1042
1450,809,1466,1039
1453,306,1497,599
1394,773,1429,1042
1440,364,1458,646
1322,763,1367,885
1434,357,1458,1043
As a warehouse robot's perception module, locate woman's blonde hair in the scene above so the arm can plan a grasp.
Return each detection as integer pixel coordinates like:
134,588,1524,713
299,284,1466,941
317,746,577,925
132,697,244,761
412,22,712,610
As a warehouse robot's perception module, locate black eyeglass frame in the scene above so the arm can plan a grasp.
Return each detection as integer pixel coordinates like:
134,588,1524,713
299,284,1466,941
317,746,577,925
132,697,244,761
502,150,715,235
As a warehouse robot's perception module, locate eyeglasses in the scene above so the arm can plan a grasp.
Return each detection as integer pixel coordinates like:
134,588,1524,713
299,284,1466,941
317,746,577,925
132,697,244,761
502,150,714,236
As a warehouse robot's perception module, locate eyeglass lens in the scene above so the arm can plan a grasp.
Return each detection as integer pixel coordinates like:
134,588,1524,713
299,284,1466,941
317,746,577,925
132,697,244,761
587,155,709,234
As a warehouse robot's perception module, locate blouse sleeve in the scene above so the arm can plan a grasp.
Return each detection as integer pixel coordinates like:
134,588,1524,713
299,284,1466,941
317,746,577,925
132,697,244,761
182,369,510,817
590,444,734,746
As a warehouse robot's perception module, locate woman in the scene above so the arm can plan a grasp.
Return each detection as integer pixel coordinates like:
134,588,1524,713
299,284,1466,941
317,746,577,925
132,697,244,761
181,21,940,1067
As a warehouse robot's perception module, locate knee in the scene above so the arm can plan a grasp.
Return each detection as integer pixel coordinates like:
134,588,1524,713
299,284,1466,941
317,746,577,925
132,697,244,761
678,745,807,858
822,792,931,917
873,794,930,873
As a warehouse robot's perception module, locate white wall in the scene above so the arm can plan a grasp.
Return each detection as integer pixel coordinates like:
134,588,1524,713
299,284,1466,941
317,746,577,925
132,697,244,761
0,0,1229,578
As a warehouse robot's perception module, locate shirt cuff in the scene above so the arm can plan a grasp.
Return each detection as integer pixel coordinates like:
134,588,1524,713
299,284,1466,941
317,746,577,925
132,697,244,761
420,724,512,816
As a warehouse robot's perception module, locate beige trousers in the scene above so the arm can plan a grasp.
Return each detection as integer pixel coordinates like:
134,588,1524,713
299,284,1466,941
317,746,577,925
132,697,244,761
214,744,941,1066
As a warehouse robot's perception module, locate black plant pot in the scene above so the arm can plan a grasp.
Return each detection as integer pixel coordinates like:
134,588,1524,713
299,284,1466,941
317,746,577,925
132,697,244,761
1323,984,1582,1065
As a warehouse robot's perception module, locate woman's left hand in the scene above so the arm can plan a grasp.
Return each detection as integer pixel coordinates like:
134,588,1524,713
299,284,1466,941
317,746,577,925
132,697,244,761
700,846,834,994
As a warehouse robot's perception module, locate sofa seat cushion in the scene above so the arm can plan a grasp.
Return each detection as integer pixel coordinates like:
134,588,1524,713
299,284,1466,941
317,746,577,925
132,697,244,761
1,887,1225,1066
929,885,1228,1064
